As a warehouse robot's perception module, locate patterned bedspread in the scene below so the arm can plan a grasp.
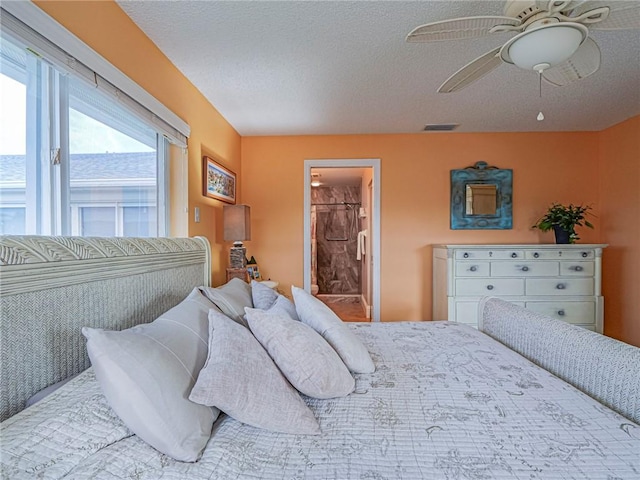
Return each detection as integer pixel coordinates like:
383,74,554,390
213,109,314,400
2,322,639,479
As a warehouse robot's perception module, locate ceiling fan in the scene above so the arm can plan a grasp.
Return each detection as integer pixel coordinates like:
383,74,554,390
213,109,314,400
407,0,640,93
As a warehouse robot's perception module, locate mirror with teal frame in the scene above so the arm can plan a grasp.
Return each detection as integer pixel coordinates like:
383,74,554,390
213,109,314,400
450,161,512,229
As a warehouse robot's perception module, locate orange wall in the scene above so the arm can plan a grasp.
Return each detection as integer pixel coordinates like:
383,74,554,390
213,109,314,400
598,116,640,347
35,1,242,285
34,1,638,344
241,132,601,321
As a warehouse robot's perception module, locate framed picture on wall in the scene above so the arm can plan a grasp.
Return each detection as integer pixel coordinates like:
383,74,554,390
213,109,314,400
203,156,236,204
247,264,262,281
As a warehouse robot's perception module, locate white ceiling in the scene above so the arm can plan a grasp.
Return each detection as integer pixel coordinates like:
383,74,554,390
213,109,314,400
117,1,640,135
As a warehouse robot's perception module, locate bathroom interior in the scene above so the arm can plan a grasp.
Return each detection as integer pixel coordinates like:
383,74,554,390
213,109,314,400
310,167,372,322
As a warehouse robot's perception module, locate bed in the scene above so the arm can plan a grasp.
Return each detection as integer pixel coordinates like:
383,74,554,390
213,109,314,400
1,236,639,479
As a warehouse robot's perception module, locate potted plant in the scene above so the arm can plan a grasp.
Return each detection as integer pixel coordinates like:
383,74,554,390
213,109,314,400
532,203,594,244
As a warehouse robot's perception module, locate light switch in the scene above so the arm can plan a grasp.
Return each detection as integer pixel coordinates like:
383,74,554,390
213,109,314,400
194,207,200,223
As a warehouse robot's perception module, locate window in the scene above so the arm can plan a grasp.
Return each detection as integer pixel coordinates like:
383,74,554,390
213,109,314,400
79,207,115,237
0,207,25,234
0,13,177,237
67,76,160,237
123,206,157,237
0,37,27,234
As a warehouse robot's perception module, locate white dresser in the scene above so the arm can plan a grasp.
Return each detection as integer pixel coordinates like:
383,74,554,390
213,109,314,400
432,244,607,332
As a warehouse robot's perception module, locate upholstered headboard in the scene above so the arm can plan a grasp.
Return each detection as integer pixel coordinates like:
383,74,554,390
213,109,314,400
0,235,211,421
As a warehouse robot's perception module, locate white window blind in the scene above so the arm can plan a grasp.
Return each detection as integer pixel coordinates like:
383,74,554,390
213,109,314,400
0,3,190,147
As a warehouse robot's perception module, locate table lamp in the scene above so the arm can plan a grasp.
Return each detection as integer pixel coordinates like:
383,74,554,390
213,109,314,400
223,205,251,269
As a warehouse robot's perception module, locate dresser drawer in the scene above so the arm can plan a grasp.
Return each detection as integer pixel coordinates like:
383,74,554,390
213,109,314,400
491,261,558,277
560,261,594,276
526,249,595,260
455,249,524,260
525,301,595,324
526,278,594,296
456,278,525,296
455,262,490,277
559,249,596,260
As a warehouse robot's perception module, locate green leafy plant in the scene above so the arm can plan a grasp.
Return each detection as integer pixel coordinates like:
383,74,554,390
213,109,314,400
532,203,594,243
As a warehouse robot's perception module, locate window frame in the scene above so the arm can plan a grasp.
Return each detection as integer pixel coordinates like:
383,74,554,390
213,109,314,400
1,3,189,238
1,32,168,237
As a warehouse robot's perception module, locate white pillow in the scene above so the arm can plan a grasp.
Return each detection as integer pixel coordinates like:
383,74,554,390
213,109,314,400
201,278,253,327
189,309,320,435
245,307,354,399
269,294,300,321
291,286,375,374
251,279,299,320
82,288,219,462
251,280,278,310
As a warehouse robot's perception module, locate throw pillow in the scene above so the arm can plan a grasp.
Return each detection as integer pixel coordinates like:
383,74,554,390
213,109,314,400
201,277,253,327
291,286,375,374
189,309,320,435
251,280,278,310
245,307,354,399
82,288,219,462
269,294,300,321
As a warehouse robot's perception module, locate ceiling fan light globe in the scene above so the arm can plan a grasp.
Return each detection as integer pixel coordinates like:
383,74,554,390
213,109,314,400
500,23,588,70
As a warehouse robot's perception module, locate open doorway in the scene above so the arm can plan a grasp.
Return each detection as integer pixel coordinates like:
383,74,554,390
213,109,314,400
303,159,380,322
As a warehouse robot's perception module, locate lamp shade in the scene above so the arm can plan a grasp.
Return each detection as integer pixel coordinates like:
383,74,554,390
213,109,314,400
500,23,588,70
223,205,251,242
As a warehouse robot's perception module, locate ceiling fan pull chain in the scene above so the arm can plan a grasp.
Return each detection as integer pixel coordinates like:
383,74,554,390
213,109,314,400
539,69,542,98
537,69,545,121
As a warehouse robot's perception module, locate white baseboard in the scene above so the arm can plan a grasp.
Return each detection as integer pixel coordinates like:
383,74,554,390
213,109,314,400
361,294,371,319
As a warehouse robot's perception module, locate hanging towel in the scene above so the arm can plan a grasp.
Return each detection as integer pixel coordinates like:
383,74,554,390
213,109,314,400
357,230,367,260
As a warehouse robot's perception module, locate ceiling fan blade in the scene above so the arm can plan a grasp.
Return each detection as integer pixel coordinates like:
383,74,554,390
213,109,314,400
569,1,640,29
438,47,503,93
406,16,520,42
542,37,601,86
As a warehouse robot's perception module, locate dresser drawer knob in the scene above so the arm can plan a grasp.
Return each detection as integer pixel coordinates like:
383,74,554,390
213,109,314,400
486,285,494,290
573,265,583,272
463,252,469,258
557,310,566,317
533,252,540,258
556,283,566,290
470,266,477,272
582,252,588,258
521,266,529,272
511,252,517,258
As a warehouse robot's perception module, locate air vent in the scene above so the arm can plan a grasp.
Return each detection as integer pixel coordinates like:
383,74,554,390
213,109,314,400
423,123,459,132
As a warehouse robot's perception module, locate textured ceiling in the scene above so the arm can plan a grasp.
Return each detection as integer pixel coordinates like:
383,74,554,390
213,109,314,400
117,1,640,135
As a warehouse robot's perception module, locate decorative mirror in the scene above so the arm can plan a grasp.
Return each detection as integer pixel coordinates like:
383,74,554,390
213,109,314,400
451,161,512,229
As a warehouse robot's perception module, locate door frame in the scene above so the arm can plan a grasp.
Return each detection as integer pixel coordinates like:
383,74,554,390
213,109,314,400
303,158,381,322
